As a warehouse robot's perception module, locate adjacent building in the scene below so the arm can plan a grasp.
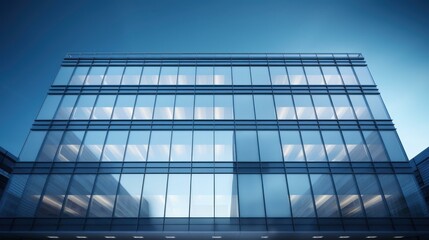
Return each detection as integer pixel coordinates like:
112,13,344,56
0,53,428,239
0,147,17,197
410,147,429,206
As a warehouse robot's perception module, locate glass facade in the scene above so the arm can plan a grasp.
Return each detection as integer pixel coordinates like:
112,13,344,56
1,53,428,239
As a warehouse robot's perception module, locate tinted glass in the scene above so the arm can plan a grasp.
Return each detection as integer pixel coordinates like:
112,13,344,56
103,66,124,85
140,174,167,217
310,174,340,217
354,66,375,85
85,66,106,85
174,95,194,119
214,95,233,119
20,131,47,162
342,131,371,162
396,174,429,217
215,131,234,162
355,174,389,217
321,131,349,162
378,174,410,217
269,66,289,85
190,174,214,217
133,95,155,119
379,131,407,161
178,66,195,85
280,131,304,161
114,174,144,217
312,95,335,119
194,95,213,119
366,95,390,119
234,95,254,119
363,131,389,162
91,95,116,119
154,95,175,119
287,66,306,85
71,95,97,119
274,95,296,119
349,95,372,119
321,66,342,85
332,174,364,217
37,95,61,119
214,67,232,85
16,174,48,217
62,174,96,217
331,95,355,119
301,131,327,161
338,66,358,85
37,131,63,162
236,131,259,162
262,174,291,217
141,66,159,85
53,67,74,85
254,95,276,119
55,131,84,162
215,174,238,217
193,131,214,162
238,174,265,217
112,95,136,119
0,175,30,216
88,174,120,217
196,67,213,85
55,95,78,120
287,174,315,217
293,95,316,119
305,66,324,85
148,131,171,161
69,66,89,85
251,66,271,85
78,131,107,162
258,131,283,162
159,66,178,85
232,67,251,85
37,174,71,217
124,131,150,161
102,131,128,161
171,131,192,161
165,174,190,217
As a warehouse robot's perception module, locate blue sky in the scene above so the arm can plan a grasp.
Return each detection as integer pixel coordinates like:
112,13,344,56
0,0,428,158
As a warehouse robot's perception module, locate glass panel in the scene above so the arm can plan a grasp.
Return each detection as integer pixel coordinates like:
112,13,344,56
232,67,251,85
214,67,232,85
159,66,178,85
254,95,276,119
71,95,97,120
85,66,106,85
55,95,78,120
349,95,372,119
122,66,142,85
174,95,194,119
37,174,71,217
378,174,410,217
236,131,259,162
55,131,84,162
194,95,213,119
62,174,96,217
274,95,296,119
396,174,429,217
69,66,89,85
269,66,289,85
196,67,213,85
133,95,156,119
214,95,233,119
331,95,355,119
258,131,283,162
53,67,74,85
293,95,316,119
193,131,214,162
114,174,144,217
141,66,159,85
262,174,291,217
215,174,238,217
154,95,175,119
190,174,214,217
321,131,349,161
124,131,150,161
103,66,124,85
234,95,254,119
342,131,371,162
170,131,192,161
287,174,316,217
0,175,29,217
366,95,390,119
16,174,48,217
78,131,107,162
354,66,375,85
310,174,340,217
37,95,61,119
312,95,335,119
112,95,136,119
287,66,307,85
363,131,389,162
102,131,128,161
37,131,63,162
166,174,191,217
305,66,324,85
332,174,364,217
140,174,167,217
20,131,47,162
301,131,327,161
251,66,271,85
280,131,305,161
321,66,342,85
91,95,116,119
238,174,265,217
380,131,408,161
178,66,195,85
215,131,234,162
88,174,120,217
338,66,358,85
148,131,171,161
355,174,389,217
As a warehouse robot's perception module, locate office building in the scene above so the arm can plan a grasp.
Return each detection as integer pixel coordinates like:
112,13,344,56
410,147,429,205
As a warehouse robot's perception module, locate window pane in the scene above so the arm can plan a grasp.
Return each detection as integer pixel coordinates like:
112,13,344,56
148,131,171,161
20,131,47,162
78,131,107,162
16,174,48,217
287,66,307,85
312,95,335,119
0,175,29,216
280,131,305,161
305,66,324,85
114,174,144,217
262,174,291,217
88,174,120,217
251,66,270,85
37,95,61,119
174,95,194,119
301,131,327,161
193,131,214,162
141,66,159,85
342,131,371,162
171,131,192,161
62,174,96,217
133,95,155,119
355,174,389,217
166,174,190,217
124,131,150,161
91,95,116,119
258,131,283,162
332,174,364,217
190,174,214,217
122,66,142,85
378,174,410,217
154,95,175,119
102,131,128,161
37,131,63,162
238,174,265,217
396,174,429,217
293,95,316,119
194,95,213,119
215,174,238,217
254,95,276,119
178,66,195,85
215,131,234,162
349,95,372,119
103,66,124,85
55,131,84,162
321,131,349,162
55,95,78,120
37,174,71,217
331,95,355,119
214,67,232,85
354,66,375,85
270,66,288,85
195,67,213,85
53,67,74,85
287,174,316,217
232,67,251,85
321,66,342,85
159,66,178,85
140,174,167,217
214,95,233,119
379,131,408,161
234,95,254,119
363,131,389,162
71,95,97,120
112,95,135,119
310,174,340,217
338,66,358,85
366,95,390,119
69,67,89,85
236,131,259,162
274,95,296,119
85,66,106,85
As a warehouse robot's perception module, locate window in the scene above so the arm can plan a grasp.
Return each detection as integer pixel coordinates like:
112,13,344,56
258,131,283,162
141,174,168,217
55,131,84,162
55,95,78,120
196,67,213,85
215,174,238,217
114,174,144,217
321,131,349,162
301,131,327,161
20,131,46,162
178,66,195,85
236,131,259,162
102,131,128,161
148,131,171,161
122,66,142,85
78,131,107,162
53,67,74,85
338,66,358,85
254,95,276,119
363,131,389,162
133,95,156,119
312,95,335,119
379,131,407,161
274,95,296,119
287,66,307,85
355,174,389,217
194,95,213,119
396,174,429,217
71,95,97,120
103,66,124,85
69,66,89,85
37,131,63,162
262,174,291,217
280,131,305,161
251,66,271,85
37,95,61,119
165,174,191,217
342,131,371,162
293,95,316,119
85,66,106,85
193,131,214,162
88,174,120,217
331,95,355,119
269,66,288,85
112,95,135,119
321,66,342,85
174,95,194,119
91,95,116,119
154,95,175,119
62,174,96,217
332,174,364,217
378,174,410,217
170,131,192,161
141,66,159,85
215,131,234,162
15,175,48,217
305,66,324,85
190,174,214,217
37,174,71,217
214,95,233,119
0,175,29,216
214,67,232,85
287,174,316,217
159,66,178,85
310,174,340,217
238,174,265,217
349,95,372,119
354,66,375,85
234,95,254,119
232,67,251,85
366,95,390,119
124,131,150,161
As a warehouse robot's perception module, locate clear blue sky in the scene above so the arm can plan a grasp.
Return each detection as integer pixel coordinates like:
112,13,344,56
0,0,428,158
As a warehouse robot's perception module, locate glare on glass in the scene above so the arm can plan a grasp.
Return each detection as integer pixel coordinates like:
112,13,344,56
37,174,71,217
338,66,358,85
287,174,316,217
174,95,194,119
310,174,340,217
140,66,160,85
15,175,48,217
153,95,175,119
342,131,371,162
37,131,63,162
147,131,171,161
78,131,107,162
321,66,342,85
301,131,327,161
363,131,389,162
269,66,289,85
122,66,142,85
305,66,325,85
88,174,120,217
194,95,213,119
196,66,213,85
287,66,307,85
101,131,128,161
112,95,136,119
114,174,144,217
103,66,124,85
365,95,390,119
280,131,305,161
91,95,116,119
62,174,95,217
312,95,336,119
293,95,316,119
133,95,156,119
274,95,296,119
55,95,78,120
190,174,214,217
214,131,234,162
170,131,192,161
215,174,238,217
71,95,97,120
69,66,89,85
124,131,150,161
165,174,190,217
178,66,195,85
214,95,233,119
331,95,355,119
159,66,178,85
321,131,349,161
55,131,85,162
85,66,106,85
349,95,372,119
193,131,214,161
332,174,364,217
355,174,389,217
214,67,232,85
140,174,168,217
